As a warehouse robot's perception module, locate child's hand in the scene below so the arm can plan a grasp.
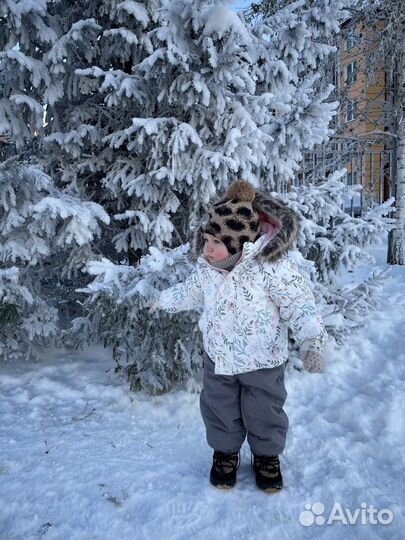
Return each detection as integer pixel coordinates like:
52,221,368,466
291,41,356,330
299,339,324,373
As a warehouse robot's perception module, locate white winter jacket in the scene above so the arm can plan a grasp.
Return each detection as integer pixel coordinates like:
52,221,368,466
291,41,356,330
157,231,327,375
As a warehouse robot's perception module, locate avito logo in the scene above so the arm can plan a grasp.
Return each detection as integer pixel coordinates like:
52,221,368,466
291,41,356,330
299,502,394,527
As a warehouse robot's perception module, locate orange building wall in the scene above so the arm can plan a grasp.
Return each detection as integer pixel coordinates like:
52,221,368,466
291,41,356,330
339,19,388,203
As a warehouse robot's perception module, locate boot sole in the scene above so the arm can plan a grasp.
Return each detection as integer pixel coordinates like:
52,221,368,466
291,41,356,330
256,480,284,493
260,485,283,494
212,483,235,489
210,477,236,489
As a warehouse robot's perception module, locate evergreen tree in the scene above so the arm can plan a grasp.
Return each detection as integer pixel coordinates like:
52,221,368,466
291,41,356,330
75,0,369,393
1,0,392,393
280,171,393,347
0,158,109,360
0,0,53,147
70,0,276,391
249,0,343,190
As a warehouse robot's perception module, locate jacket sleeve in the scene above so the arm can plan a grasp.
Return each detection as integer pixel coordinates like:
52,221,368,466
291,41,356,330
261,257,327,346
156,269,204,313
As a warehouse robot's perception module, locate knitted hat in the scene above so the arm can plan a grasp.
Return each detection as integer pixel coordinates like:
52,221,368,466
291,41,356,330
203,181,261,255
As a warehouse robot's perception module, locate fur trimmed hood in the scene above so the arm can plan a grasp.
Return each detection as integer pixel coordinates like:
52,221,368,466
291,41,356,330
191,189,300,263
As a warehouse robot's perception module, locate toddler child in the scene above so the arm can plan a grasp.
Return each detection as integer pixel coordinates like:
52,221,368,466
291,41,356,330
152,180,326,492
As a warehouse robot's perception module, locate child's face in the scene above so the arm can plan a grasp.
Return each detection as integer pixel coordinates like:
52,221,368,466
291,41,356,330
203,233,230,262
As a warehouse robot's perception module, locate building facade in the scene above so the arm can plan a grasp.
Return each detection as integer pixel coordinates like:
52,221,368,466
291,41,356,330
339,17,393,209
299,15,394,215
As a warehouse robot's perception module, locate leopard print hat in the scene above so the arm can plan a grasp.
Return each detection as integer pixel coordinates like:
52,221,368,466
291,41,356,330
202,181,260,255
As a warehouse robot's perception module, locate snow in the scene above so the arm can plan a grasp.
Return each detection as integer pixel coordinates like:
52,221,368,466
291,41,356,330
0,242,404,539
2,50,51,87
203,6,251,43
8,94,43,115
116,1,150,28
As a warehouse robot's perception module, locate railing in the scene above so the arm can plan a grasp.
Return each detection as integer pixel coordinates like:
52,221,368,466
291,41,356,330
297,142,394,216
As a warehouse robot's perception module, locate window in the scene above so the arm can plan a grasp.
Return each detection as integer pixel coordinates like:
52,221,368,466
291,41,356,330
346,29,357,50
346,100,357,122
346,171,358,185
345,61,358,84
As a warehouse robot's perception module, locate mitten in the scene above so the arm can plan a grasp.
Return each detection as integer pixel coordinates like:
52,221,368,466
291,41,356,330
299,338,324,373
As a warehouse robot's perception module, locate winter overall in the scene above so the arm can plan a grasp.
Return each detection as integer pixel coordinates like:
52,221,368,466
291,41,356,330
200,354,289,456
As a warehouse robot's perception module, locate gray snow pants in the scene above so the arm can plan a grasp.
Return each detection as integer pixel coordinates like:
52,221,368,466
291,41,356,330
200,355,289,456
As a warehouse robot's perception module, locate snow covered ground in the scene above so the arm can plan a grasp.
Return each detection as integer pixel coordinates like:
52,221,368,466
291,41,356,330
1,242,404,540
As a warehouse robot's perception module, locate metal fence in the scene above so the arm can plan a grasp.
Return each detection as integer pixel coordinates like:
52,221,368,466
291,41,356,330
297,140,395,216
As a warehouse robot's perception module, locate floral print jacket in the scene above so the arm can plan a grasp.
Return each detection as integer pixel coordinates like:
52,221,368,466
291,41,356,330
157,232,327,376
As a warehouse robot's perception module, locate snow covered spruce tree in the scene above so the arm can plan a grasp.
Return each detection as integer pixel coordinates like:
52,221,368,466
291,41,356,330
76,0,372,393
73,0,277,392
0,0,54,147
1,0,166,258
0,0,110,359
38,0,168,260
0,158,109,360
0,0,201,375
277,171,394,348
3,0,389,390
249,0,344,190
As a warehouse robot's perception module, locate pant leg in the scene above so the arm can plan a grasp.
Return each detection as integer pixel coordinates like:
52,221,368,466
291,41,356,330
238,362,289,456
199,355,247,453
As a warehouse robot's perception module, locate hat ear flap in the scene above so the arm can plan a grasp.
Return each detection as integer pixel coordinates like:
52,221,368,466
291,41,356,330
253,191,300,262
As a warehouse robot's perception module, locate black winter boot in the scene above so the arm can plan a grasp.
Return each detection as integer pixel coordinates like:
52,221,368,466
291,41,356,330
252,454,283,493
210,451,240,489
